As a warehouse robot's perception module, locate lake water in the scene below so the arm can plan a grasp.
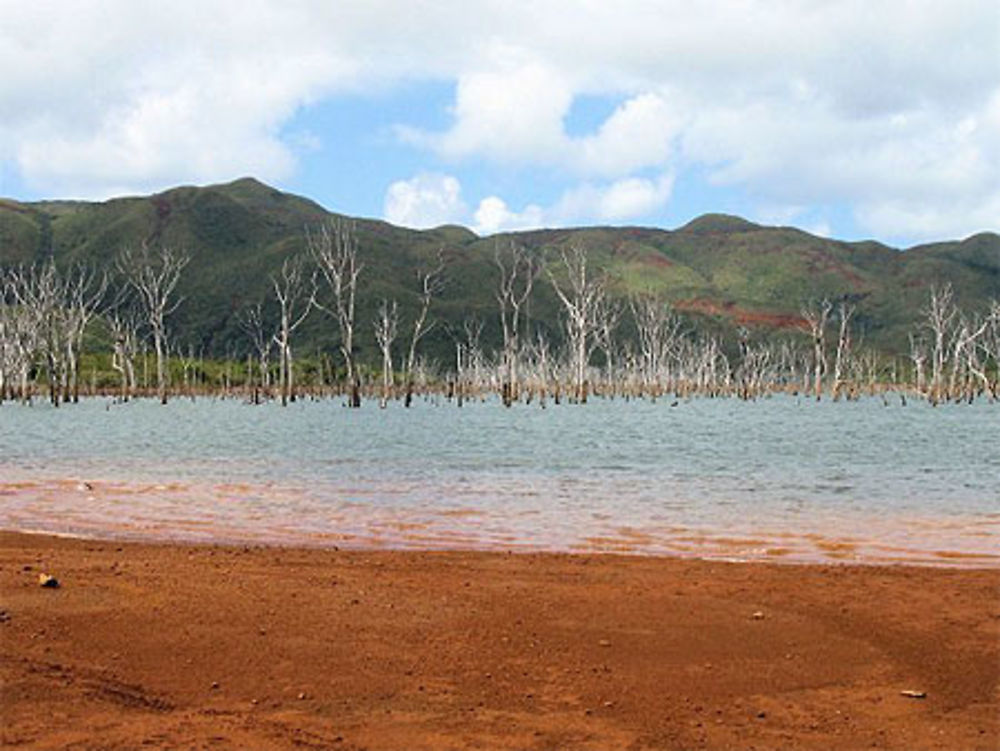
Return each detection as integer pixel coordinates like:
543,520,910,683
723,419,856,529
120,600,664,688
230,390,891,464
0,395,997,566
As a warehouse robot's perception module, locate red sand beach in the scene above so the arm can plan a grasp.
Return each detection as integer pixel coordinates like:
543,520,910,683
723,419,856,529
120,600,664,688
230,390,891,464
1,531,998,749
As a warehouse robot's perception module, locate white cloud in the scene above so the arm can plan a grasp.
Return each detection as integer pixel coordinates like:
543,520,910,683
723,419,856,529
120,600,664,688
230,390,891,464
383,173,466,228
577,94,680,177
389,2,999,241
553,174,675,223
857,193,1000,243
0,2,355,198
1,1,997,241
410,61,573,165
472,196,545,235
402,67,679,180
388,172,673,234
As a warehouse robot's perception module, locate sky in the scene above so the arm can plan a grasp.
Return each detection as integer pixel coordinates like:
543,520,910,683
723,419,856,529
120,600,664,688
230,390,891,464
1,1,998,248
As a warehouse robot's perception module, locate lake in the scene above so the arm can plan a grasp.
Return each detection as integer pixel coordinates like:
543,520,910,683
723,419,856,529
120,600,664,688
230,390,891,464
1,394,997,566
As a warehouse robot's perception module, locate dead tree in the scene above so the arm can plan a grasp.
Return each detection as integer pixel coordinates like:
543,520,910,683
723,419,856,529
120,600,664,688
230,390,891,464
1,269,39,403
117,244,189,404
629,293,682,397
452,316,485,406
403,252,445,407
11,264,56,405
948,312,990,401
0,269,31,402
908,333,928,395
735,338,774,400
0,282,10,402
697,336,729,396
177,344,199,400
521,328,555,405
832,300,855,400
924,284,957,405
373,299,399,408
801,298,832,400
985,300,1000,399
853,348,881,396
309,221,363,407
108,308,140,401
546,246,606,404
594,297,622,396
237,302,275,404
9,262,71,406
495,242,539,406
63,265,107,402
270,256,316,406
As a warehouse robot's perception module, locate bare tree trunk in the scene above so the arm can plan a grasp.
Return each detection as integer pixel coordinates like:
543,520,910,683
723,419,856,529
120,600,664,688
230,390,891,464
832,300,855,401
545,246,605,404
374,299,399,408
238,302,276,405
908,334,928,396
495,242,538,407
948,314,989,402
924,284,957,406
630,293,682,398
117,243,189,404
404,253,445,408
985,300,1000,399
595,298,621,396
309,221,363,408
270,257,316,407
64,265,107,403
454,317,484,407
1,268,40,404
152,328,167,404
802,299,832,400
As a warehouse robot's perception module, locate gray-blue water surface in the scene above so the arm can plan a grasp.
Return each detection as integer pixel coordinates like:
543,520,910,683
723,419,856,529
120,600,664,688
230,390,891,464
1,395,997,564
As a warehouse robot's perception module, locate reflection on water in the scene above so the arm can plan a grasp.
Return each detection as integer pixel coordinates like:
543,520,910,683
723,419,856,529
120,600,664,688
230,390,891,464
0,395,997,566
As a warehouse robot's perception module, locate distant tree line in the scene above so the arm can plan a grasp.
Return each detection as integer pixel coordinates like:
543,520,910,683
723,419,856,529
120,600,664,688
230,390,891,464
1,223,998,407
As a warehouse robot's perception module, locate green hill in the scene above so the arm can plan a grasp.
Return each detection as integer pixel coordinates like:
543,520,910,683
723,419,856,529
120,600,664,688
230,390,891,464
1,178,997,364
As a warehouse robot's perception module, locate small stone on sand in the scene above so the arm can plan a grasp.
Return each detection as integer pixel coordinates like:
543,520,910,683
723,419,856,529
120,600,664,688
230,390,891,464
38,573,59,588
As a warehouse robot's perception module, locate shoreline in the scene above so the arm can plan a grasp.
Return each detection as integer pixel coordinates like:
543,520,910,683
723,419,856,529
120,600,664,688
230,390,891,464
5,513,1000,570
4,476,999,571
2,530,997,749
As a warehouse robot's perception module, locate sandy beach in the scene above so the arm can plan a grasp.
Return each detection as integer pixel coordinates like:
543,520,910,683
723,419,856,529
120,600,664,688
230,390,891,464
1,531,997,750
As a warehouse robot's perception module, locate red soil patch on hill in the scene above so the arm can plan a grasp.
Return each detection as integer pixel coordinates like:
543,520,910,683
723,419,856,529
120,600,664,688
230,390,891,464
638,252,673,268
676,298,808,331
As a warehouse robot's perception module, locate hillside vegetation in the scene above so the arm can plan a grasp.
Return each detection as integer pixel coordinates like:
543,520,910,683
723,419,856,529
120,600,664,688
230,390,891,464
1,177,997,364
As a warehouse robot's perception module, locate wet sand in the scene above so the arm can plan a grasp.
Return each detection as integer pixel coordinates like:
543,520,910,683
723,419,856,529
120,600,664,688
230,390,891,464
5,478,999,566
1,531,998,750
